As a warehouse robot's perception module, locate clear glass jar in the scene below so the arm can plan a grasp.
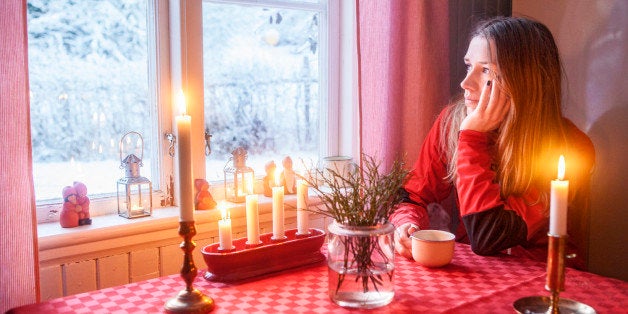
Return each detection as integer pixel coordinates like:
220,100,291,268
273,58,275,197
326,220,396,309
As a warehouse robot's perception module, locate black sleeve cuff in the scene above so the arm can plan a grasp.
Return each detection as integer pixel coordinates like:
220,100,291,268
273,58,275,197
461,206,528,255
399,188,421,207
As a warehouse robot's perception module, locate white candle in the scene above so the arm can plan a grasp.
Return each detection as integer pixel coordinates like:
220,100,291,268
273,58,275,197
246,194,260,245
218,202,233,250
272,168,285,239
550,155,569,236
176,91,194,222
296,179,309,234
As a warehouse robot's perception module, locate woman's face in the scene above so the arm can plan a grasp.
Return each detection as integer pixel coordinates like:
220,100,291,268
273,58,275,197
460,36,500,114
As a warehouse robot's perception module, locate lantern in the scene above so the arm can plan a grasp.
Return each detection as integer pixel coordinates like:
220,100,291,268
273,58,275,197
117,131,152,218
224,147,254,203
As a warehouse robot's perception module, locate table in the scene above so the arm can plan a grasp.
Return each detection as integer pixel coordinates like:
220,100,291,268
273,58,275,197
10,243,627,313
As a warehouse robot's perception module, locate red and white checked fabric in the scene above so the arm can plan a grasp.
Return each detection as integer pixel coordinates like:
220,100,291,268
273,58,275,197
10,244,628,313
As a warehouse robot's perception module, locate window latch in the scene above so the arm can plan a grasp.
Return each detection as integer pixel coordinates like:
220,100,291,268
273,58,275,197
205,129,212,156
166,131,211,157
165,133,176,157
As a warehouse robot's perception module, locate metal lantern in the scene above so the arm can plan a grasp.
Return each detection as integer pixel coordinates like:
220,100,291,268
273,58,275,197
224,147,254,203
117,131,152,218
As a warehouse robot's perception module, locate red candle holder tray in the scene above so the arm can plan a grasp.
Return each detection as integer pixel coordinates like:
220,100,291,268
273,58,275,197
201,228,326,282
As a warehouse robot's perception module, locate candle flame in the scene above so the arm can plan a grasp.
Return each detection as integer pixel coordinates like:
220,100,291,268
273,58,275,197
177,90,186,115
557,155,566,180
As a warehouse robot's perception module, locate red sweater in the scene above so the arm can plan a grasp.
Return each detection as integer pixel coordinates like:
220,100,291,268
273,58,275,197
390,107,595,260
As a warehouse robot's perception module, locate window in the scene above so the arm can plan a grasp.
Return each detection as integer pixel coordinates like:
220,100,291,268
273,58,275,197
201,0,346,181
28,0,354,223
27,0,168,221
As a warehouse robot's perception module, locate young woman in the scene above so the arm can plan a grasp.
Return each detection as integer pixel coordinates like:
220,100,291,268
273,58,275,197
391,17,595,268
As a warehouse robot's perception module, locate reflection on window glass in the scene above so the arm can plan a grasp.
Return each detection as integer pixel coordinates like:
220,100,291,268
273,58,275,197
202,1,321,181
27,0,153,201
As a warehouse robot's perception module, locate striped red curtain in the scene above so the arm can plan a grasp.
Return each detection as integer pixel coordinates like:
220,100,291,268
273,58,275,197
0,0,40,311
356,0,451,169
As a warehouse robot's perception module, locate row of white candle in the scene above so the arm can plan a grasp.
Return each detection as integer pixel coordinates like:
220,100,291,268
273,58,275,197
175,90,309,251
217,179,309,250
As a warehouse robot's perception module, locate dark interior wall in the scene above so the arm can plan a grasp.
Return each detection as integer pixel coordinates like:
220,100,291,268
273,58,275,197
513,0,628,282
448,0,512,98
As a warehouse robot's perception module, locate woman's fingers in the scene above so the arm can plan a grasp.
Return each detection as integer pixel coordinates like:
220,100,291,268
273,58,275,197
475,80,492,115
395,223,416,259
462,79,510,132
489,80,509,117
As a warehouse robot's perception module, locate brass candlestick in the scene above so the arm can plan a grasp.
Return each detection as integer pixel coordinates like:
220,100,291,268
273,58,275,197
545,234,567,313
165,221,215,313
513,233,595,314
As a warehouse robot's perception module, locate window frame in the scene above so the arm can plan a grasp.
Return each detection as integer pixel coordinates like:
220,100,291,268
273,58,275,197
33,0,357,224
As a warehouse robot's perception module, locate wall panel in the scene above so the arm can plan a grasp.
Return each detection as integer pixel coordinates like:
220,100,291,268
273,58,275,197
64,260,97,296
98,254,130,289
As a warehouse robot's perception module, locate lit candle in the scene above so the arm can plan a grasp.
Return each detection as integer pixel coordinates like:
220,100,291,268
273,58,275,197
550,155,569,236
131,205,144,214
272,168,285,239
218,202,233,250
246,194,260,245
296,179,309,235
176,90,194,222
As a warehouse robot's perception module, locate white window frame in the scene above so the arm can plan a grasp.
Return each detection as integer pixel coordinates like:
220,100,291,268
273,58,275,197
34,0,357,224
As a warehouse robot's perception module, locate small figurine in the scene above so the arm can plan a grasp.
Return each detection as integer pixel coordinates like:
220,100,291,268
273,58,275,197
263,160,276,197
74,181,91,225
60,181,91,228
195,178,217,210
282,156,296,194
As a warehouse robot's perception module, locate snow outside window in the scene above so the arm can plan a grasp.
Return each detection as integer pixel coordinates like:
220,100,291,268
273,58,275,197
202,0,336,181
27,0,165,221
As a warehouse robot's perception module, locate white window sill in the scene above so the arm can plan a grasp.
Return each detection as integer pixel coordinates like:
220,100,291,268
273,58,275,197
37,193,322,265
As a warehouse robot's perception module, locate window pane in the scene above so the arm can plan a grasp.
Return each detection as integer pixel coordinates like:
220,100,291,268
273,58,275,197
202,1,321,181
27,0,153,201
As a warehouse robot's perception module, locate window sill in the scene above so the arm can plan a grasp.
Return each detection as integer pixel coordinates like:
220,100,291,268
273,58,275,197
37,194,321,266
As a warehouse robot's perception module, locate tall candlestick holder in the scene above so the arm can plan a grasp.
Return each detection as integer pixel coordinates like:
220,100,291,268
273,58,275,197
513,234,595,314
546,234,567,313
165,221,215,313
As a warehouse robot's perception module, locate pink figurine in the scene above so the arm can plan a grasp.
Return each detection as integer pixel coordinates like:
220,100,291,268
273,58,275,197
73,181,91,225
60,186,80,228
195,179,217,210
60,182,91,228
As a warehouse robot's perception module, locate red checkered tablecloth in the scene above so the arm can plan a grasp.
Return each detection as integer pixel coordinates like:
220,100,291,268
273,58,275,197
10,243,628,313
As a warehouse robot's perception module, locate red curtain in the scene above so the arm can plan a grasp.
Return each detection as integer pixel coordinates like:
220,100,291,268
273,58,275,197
357,0,451,168
0,0,40,311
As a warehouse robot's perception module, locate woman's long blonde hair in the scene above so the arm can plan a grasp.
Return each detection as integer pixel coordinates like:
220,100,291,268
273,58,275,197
441,17,567,197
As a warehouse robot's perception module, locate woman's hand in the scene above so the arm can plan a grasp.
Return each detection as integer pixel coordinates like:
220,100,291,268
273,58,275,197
460,80,510,132
394,222,420,259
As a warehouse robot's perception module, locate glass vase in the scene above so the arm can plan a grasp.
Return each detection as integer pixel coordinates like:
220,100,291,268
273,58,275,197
326,220,396,309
